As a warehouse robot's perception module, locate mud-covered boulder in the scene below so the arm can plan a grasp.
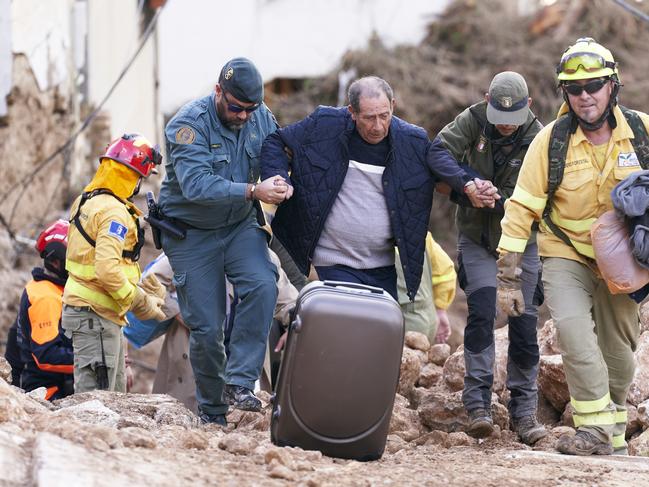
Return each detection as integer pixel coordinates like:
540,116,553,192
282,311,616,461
628,332,649,406
537,355,570,412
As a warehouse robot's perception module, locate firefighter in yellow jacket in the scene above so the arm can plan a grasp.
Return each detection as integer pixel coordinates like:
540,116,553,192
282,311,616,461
62,133,166,392
497,38,648,456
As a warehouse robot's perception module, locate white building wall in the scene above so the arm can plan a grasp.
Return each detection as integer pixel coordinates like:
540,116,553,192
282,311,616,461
86,0,159,144
158,0,452,114
9,0,73,95
0,0,12,117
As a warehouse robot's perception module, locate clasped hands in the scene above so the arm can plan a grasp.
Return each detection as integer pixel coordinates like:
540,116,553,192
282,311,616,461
254,175,293,205
464,178,500,209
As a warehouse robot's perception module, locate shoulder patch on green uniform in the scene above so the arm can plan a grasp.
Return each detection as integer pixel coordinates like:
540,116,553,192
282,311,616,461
175,126,195,144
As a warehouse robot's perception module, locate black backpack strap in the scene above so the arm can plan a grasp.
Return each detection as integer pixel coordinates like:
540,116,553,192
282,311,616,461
621,106,649,170
70,190,113,249
543,113,574,249
70,189,144,261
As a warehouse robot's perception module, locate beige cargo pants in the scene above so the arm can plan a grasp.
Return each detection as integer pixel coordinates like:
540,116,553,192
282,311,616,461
542,257,639,451
62,305,126,393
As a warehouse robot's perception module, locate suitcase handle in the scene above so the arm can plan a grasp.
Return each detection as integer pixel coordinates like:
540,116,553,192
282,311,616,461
322,280,385,294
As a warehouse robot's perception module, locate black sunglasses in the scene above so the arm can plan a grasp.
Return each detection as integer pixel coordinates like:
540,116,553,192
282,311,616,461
222,91,259,114
563,78,609,96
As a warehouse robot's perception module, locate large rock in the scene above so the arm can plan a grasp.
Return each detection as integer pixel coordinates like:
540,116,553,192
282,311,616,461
389,394,423,442
417,388,508,433
627,403,642,439
405,331,430,352
442,347,465,392
0,427,30,485
636,399,649,429
218,432,256,455
537,319,562,355
0,379,31,424
537,354,570,412
428,344,450,366
628,332,649,406
56,391,198,428
629,428,649,456
417,363,443,389
0,356,11,384
398,348,422,396
51,399,120,427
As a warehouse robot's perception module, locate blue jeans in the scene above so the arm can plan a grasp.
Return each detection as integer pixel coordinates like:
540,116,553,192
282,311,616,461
162,215,278,415
315,264,398,300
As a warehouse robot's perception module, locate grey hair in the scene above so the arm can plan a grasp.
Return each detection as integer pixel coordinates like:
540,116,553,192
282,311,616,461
347,76,394,112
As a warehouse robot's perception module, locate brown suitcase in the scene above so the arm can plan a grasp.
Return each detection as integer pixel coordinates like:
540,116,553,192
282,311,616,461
270,280,404,461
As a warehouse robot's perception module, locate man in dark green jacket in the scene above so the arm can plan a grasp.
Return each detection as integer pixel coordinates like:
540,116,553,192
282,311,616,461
436,71,546,445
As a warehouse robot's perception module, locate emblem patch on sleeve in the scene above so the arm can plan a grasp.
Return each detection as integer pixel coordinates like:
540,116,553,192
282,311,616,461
108,221,128,241
618,152,640,167
175,126,195,144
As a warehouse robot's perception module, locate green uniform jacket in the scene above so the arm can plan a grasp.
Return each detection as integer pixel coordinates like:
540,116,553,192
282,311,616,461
437,101,542,254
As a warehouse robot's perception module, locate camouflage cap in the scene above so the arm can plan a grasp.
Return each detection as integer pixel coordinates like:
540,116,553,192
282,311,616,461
219,57,264,105
486,71,530,126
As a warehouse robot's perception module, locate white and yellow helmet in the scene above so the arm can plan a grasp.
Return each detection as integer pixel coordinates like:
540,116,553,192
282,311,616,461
556,37,618,82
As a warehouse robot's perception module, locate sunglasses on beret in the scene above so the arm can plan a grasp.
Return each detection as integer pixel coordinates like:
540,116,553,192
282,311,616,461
222,91,259,114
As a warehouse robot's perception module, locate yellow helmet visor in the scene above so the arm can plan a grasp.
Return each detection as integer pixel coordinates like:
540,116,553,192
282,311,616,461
558,52,616,76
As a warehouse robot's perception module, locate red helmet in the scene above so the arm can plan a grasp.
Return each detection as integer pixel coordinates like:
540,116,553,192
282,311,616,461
99,133,162,177
35,219,69,256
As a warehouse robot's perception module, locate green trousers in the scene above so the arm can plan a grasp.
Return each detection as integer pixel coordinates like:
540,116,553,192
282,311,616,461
542,257,639,449
62,305,126,393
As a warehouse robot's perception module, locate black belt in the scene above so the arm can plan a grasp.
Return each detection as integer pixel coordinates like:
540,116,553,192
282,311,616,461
166,217,204,231
64,304,92,312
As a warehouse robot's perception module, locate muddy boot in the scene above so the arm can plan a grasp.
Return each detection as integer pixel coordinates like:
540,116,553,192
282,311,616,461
223,384,262,412
511,415,548,445
467,408,494,439
556,430,613,456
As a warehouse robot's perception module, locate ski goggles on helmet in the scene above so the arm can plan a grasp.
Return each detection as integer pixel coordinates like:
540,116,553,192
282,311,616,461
557,52,616,76
562,78,609,96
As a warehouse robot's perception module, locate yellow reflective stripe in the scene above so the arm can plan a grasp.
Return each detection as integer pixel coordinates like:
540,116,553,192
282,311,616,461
571,393,611,414
573,411,616,427
615,410,628,424
499,235,528,253
612,434,626,449
571,240,595,259
65,278,121,313
108,281,136,301
511,186,547,211
66,260,141,280
66,259,96,278
550,213,597,233
432,271,455,285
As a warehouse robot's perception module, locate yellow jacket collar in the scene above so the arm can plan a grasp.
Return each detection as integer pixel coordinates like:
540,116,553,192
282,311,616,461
556,103,634,147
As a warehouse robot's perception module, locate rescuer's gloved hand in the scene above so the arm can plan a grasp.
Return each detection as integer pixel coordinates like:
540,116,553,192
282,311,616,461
130,287,166,321
496,251,525,317
140,273,166,300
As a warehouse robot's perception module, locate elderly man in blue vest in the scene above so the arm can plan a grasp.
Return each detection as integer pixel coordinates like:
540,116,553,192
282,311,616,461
261,76,498,302
158,58,288,425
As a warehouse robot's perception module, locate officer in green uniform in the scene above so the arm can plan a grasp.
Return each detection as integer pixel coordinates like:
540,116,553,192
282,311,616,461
436,71,546,444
